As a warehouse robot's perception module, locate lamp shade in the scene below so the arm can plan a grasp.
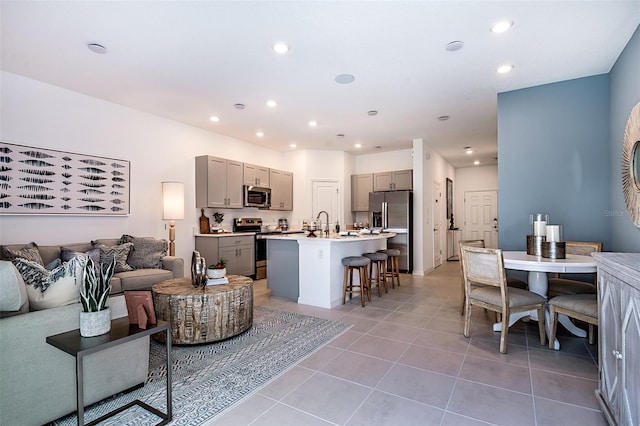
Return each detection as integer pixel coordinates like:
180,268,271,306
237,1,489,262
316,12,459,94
162,182,184,220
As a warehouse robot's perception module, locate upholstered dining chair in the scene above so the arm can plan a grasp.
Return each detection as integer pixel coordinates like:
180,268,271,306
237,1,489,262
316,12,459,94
458,239,528,315
460,245,546,354
547,241,603,297
548,294,598,347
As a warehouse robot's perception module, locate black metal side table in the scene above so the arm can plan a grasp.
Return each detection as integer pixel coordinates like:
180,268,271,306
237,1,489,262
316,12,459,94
46,318,172,426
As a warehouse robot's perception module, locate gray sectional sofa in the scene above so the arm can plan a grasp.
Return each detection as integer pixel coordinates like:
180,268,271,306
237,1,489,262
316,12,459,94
0,237,184,425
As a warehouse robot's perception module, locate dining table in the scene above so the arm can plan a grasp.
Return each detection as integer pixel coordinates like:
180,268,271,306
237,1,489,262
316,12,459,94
499,251,598,350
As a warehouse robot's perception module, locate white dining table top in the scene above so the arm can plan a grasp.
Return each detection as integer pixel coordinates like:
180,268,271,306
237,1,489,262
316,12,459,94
502,251,597,273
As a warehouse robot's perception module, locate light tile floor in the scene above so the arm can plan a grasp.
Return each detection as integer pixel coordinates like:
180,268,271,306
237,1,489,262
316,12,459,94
208,261,607,426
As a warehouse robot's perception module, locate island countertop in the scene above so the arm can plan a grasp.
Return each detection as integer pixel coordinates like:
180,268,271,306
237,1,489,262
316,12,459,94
261,232,396,242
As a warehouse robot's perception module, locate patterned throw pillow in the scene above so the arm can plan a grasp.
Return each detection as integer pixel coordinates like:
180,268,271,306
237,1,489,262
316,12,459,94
119,235,168,269
94,242,134,273
60,246,101,265
13,256,85,310
0,242,44,266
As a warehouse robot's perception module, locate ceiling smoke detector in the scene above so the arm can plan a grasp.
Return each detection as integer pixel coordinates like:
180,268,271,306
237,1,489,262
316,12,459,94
445,41,464,52
335,74,355,84
234,103,245,110
87,43,107,54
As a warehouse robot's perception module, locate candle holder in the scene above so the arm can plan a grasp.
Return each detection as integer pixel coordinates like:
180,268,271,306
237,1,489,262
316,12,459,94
527,213,549,256
542,241,566,259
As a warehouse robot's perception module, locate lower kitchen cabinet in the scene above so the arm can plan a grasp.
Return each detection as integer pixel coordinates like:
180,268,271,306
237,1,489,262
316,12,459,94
195,235,255,277
593,253,640,426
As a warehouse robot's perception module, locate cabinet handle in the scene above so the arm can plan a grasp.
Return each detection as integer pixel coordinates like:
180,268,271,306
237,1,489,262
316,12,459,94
612,350,623,360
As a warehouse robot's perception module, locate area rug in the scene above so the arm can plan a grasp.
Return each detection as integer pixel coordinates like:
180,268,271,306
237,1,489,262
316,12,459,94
52,306,350,426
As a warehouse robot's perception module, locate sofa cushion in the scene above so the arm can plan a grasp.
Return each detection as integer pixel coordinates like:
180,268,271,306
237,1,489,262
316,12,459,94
0,261,29,317
115,268,173,291
94,242,134,273
119,235,167,269
0,242,44,266
61,246,101,265
14,256,84,311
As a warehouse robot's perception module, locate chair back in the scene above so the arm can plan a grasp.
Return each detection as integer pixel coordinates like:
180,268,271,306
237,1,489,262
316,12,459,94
460,245,505,287
459,239,485,249
565,241,603,256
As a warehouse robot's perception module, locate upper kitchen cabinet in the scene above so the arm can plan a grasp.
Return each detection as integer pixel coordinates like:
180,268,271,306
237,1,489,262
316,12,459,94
243,163,270,187
269,169,293,211
195,155,244,209
351,173,373,212
373,169,413,192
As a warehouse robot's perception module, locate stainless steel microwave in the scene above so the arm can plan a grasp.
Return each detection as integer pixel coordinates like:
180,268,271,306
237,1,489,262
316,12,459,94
244,185,271,208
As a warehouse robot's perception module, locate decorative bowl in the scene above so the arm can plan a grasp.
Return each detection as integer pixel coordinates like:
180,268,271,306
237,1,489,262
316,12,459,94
207,268,226,279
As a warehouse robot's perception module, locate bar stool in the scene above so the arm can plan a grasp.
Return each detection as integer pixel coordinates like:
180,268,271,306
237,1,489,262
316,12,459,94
341,256,371,307
364,252,388,296
378,249,401,288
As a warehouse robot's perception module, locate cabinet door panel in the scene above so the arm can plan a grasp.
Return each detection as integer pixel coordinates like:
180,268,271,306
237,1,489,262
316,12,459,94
226,160,244,208
351,174,372,211
621,285,640,426
599,277,621,416
393,170,413,190
207,157,227,208
373,172,392,192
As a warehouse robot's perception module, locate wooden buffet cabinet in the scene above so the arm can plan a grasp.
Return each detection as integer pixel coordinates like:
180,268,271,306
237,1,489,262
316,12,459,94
593,253,640,426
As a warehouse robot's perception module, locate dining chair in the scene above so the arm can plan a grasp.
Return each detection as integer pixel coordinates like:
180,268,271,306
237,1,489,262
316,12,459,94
460,245,546,354
547,241,602,297
548,293,598,347
458,239,528,315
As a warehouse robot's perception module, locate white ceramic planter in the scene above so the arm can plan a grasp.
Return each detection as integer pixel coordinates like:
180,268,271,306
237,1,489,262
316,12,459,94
79,307,111,337
207,268,226,279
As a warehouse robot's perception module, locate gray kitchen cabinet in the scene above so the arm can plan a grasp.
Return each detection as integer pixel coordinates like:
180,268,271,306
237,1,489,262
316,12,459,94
269,169,293,211
351,173,372,212
219,235,255,276
594,253,640,426
195,235,255,277
195,156,243,209
373,169,413,191
243,163,270,187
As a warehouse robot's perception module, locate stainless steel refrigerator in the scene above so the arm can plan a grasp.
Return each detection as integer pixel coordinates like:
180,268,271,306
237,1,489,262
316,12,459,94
369,191,413,272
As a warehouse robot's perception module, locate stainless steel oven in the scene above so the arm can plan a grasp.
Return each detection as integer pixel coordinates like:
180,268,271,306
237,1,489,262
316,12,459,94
233,217,273,280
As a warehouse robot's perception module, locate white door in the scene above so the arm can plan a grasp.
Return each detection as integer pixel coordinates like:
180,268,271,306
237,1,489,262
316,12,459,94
433,181,442,267
464,190,498,248
312,180,339,232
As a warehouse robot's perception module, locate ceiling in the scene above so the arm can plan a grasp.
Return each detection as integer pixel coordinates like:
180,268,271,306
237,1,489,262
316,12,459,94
2,1,639,168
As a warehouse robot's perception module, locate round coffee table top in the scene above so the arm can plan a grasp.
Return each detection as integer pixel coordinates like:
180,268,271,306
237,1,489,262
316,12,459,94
152,275,253,296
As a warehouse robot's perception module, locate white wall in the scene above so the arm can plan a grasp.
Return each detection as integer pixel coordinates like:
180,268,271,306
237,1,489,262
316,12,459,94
354,149,413,173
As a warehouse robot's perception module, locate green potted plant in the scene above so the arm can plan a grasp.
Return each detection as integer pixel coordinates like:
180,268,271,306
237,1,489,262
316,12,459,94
207,257,227,279
79,256,116,337
211,211,225,232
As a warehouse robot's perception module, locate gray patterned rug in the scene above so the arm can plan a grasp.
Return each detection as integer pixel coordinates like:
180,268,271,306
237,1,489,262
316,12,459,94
53,306,350,426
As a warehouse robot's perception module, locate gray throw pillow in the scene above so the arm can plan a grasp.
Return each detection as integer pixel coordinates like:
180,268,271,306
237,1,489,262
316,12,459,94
94,242,134,273
0,242,44,266
119,235,167,269
60,246,101,265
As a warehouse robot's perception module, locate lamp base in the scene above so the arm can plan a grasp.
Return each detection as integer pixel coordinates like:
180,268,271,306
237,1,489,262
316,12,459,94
168,220,176,256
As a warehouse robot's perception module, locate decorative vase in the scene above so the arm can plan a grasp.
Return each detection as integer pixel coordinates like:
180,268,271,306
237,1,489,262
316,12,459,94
191,251,207,287
79,307,111,337
207,268,226,279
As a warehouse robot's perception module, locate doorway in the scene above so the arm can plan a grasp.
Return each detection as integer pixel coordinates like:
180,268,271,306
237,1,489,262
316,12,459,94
311,179,339,232
433,181,442,267
464,190,498,248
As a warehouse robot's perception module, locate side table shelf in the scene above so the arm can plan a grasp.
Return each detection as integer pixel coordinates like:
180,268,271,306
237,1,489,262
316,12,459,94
46,318,172,426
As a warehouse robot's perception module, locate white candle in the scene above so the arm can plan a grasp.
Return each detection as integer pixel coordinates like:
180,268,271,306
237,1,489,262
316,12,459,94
534,220,547,236
546,225,560,242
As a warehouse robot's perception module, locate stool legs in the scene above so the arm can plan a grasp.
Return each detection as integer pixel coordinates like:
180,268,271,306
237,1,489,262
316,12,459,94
369,259,388,296
342,264,371,307
385,255,400,288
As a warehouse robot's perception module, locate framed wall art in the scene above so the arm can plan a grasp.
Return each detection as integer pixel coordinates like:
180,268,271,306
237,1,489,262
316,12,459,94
0,141,130,215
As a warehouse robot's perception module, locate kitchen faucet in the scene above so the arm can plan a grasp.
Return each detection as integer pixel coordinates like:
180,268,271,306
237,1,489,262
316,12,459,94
317,210,330,238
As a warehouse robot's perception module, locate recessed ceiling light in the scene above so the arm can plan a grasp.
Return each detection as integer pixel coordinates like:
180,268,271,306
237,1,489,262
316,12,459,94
491,20,514,33
438,115,450,121
256,131,264,137
266,100,277,108
466,149,473,154
354,143,362,148
272,42,290,54
474,160,480,165
290,143,297,148
335,74,355,84
234,103,245,110
367,110,378,116
308,121,318,127
87,43,107,54
210,116,220,122
445,41,464,52
497,64,514,74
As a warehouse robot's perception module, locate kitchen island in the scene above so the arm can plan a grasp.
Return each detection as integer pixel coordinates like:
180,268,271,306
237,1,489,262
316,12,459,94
264,232,395,308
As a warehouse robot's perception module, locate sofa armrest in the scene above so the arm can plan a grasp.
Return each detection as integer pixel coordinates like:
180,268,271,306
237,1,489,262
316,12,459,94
162,256,184,278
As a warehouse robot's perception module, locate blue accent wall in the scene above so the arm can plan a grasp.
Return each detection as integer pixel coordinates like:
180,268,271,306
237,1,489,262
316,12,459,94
609,25,640,252
497,75,611,250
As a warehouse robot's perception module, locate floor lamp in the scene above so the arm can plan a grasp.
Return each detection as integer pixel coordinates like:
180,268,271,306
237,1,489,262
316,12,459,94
162,182,184,256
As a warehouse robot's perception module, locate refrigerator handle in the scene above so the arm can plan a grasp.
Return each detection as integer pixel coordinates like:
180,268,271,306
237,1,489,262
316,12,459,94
382,202,388,229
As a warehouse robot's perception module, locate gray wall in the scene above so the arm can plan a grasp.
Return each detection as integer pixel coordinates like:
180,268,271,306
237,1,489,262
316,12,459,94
609,25,640,252
497,75,611,251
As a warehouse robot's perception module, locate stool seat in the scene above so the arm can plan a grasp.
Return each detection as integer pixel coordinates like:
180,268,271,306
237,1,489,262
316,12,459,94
364,252,388,296
342,256,370,267
363,252,387,262
341,256,371,307
378,249,400,257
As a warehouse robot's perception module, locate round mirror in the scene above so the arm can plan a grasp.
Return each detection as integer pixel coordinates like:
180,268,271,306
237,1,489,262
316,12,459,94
622,102,640,227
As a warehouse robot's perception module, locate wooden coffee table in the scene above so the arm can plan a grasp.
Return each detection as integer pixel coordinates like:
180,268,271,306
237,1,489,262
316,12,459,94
152,275,253,345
